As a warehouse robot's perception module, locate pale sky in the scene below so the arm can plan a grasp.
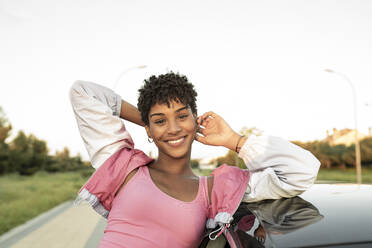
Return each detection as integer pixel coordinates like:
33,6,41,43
1,0,372,160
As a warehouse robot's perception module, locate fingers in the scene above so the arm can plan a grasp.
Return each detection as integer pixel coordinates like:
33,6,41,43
195,133,207,144
197,126,207,136
200,111,218,120
197,111,219,126
196,127,208,143
199,118,211,128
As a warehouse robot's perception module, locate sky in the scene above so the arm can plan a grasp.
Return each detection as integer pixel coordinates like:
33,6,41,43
1,0,372,160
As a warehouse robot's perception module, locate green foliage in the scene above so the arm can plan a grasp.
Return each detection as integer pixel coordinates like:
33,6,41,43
212,127,261,169
0,108,11,174
213,150,246,169
190,159,200,169
9,131,48,175
360,138,372,164
0,143,10,174
0,106,88,175
239,126,263,137
45,147,85,172
317,167,372,184
0,171,88,235
215,125,372,170
0,106,12,144
294,137,372,169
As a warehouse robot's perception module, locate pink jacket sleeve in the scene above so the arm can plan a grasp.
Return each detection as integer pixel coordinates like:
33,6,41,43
70,80,153,218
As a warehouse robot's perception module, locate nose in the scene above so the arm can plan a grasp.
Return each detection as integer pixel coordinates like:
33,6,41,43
167,119,182,134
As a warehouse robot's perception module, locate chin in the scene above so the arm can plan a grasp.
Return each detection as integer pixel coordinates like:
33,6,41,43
158,138,194,159
168,150,191,159
163,146,192,159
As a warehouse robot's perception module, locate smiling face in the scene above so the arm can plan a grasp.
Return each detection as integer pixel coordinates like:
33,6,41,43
145,100,197,160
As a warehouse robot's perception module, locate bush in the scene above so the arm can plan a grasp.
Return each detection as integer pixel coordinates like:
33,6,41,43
0,107,89,175
0,144,10,175
80,167,95,178
190,159,199,169
9,131,47,176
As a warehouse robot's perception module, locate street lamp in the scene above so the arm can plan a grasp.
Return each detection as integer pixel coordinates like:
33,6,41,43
113,65,147,89
325,69,362,184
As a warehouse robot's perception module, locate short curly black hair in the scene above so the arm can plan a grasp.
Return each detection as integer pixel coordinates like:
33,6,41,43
137,72,198,125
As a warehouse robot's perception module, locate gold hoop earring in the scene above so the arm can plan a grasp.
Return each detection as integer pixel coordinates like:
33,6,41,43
148,137,153,143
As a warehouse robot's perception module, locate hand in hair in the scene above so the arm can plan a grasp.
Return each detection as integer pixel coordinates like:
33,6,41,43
196,112,246,152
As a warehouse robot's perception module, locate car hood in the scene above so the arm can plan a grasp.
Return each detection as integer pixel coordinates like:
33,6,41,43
242,184,372,248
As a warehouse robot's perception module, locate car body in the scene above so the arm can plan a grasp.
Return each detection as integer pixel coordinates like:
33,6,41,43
199,184,372,248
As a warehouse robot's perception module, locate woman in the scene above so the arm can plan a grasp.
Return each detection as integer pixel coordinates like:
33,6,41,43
70,72,320,247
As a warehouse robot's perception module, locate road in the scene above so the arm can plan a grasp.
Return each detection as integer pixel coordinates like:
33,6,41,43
0,201,106,248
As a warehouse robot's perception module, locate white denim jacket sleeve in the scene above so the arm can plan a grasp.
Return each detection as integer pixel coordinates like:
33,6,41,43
239,135,320,202
69,80,133,169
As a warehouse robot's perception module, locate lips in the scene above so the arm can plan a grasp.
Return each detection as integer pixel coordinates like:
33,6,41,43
165,136,187,146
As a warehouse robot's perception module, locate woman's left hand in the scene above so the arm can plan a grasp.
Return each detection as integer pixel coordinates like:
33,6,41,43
195,111,242,150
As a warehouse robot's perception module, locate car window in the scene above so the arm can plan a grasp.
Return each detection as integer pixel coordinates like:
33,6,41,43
199,234,229,248
205,235,228,248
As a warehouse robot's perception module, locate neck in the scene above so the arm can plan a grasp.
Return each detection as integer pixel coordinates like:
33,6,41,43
152,151,194,176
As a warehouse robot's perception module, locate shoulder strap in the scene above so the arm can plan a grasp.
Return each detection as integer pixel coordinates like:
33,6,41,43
200,176,210,206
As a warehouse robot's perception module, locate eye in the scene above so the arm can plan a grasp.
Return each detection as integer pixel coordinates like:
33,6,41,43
154,119,166,125
179,114,189,120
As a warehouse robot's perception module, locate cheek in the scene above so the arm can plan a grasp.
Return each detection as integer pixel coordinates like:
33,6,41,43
184,120,197,133
149,126,164,139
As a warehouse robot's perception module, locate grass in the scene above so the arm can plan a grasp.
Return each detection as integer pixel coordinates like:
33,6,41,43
193,168,213,176
194,167,372,184
316,167,372,184
0,171,89,235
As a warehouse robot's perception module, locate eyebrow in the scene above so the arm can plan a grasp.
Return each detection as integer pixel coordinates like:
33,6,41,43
149,106,188,118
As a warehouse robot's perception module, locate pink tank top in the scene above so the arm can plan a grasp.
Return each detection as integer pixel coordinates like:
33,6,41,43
99,166,210,248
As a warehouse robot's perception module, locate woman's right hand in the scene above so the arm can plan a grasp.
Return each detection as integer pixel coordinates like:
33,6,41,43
195,111,246,151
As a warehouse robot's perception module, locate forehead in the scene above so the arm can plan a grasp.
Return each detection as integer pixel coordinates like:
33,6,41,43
149,100,189,115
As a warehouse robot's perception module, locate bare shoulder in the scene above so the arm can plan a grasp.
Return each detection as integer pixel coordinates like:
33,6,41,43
124,168,139,185
115,168,139,196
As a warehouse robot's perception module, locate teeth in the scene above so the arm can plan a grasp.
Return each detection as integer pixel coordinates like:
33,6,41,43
168,137,184,144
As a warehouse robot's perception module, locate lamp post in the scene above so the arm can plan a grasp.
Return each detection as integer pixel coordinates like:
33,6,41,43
113,65,147,89
325,69,362,184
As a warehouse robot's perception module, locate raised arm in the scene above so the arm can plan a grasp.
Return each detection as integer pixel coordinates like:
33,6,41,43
238,134,320,201
69,80,142,169
196,111,320,202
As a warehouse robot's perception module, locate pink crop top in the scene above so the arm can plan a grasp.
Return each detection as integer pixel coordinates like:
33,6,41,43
99,166,210,248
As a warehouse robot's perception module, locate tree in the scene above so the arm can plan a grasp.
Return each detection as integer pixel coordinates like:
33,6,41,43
211,127,259,169
239,126,263,137
0,106,87,174
0,106,12,143
46,147,85,172
0,142,10,174
9,131,32,175
294,139,361,169
10,131,48,175
0,107,11,174
360,137,372,165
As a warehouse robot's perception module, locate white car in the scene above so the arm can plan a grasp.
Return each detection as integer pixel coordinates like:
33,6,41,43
199,184,372,248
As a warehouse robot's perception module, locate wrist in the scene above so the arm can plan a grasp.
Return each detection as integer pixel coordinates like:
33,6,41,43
235,136,247,153
224,132,241,151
